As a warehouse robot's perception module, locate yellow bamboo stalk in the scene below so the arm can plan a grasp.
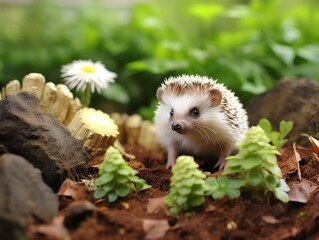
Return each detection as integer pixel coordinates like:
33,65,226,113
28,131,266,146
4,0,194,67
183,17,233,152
49,84,73,122
22,73,46,99
5,80,21,96
64,98,82,126
41,82,57,111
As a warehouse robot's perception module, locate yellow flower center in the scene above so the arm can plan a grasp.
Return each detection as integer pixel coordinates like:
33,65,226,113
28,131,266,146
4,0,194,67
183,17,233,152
81,65,96,73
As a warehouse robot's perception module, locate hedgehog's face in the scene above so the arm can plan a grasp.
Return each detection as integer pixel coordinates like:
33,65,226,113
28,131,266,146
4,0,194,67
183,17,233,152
156,88,222,136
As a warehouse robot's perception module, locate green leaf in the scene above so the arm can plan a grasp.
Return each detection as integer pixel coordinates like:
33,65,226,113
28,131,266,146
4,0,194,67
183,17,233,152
205,177,218,186
223,166,241,175
95,173,113,186
117,168,130,176
217,176,229,187
265,174,278,190
266,165,283,178
138,183,151,191
228,179,246,188
271,43,295,66
247,169,262,186
102,182,115,193
241,157,262,170
274,189,289,203
179,187,191,195
188,196,204,207
170,207,179,216
258,118,272,133
279,120,293,138
128,175,139,182
165,195,174,206
93,187,107,199
212,190,226,199
103,163,117,172
176,195,187,205
224,158,241,167
115,174,129,183
226,188,241,199
297,44,319,63
108,191,118,203
116,184,131,197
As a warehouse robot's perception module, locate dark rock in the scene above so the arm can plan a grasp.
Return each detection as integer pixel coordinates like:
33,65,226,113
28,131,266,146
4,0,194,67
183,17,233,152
0,153,59,240
246,78,319,145
0,92,88,191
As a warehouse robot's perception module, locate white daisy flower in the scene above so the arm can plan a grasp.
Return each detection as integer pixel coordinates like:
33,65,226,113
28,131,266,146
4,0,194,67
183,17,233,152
61,60,117,93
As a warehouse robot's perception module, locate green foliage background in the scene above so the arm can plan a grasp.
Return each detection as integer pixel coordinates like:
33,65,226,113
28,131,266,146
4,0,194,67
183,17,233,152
0,0,318,119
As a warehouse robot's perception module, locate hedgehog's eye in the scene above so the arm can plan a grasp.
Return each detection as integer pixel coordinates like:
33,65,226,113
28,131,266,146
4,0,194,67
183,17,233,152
190,107,200,117
170,109,174,117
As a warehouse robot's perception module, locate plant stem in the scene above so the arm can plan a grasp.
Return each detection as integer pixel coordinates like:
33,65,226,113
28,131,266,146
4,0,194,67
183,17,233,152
82,85,91,107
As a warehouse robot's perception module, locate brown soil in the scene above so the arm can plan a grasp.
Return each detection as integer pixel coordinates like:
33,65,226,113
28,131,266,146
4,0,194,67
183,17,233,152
27,144,319,240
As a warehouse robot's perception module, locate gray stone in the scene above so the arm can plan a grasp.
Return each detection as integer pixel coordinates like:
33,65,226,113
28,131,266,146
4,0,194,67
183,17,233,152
246,78,319,145
0,153,59,240
0,92,88,191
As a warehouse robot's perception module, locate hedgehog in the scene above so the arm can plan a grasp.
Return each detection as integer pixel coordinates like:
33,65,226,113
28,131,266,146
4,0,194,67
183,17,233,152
154,74,249,170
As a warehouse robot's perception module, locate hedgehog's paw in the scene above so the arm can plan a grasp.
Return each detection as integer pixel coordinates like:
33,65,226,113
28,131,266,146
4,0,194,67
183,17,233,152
214,158,226,170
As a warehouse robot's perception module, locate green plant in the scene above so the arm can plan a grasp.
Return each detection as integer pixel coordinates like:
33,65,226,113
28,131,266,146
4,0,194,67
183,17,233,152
94,146,150,202
165,155,207,216
258,118,293,149
205,176,246,200
222,126,290,202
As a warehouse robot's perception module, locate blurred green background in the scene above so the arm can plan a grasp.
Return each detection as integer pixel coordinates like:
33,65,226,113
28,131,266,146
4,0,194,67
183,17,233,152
0,0,318,120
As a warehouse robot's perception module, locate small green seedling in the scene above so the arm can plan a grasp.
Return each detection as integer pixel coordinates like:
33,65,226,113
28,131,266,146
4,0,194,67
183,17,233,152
165,155,207,216
258,118,293,150
94,146,150,202
205,176,246,199
222,126,290,202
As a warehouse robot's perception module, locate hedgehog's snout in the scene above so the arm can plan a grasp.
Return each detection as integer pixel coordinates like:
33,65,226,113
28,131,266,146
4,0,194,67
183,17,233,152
171,122,186,134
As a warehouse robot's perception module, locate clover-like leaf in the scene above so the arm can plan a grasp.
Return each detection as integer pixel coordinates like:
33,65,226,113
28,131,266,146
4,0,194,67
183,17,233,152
258,118,272,134
116,184,131,197
274,188,289,203
95,173,113,186
93,187,107,199
108,191,118,203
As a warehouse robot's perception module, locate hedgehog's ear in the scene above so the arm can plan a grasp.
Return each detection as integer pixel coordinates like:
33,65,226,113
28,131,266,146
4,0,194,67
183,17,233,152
156,88,164,103
209,89,222,107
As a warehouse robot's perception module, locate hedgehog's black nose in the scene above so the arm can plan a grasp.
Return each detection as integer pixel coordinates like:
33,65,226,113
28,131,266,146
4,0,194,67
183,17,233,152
171,122,182,131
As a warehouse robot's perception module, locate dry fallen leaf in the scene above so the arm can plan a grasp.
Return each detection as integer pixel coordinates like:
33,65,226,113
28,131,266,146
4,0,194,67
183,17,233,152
293,142,302,181
205,204,217,213
308,136,319,155
262,215,280,224
147,197,169,214
288,179,318,203
143,219,170,239
57,178,86,200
